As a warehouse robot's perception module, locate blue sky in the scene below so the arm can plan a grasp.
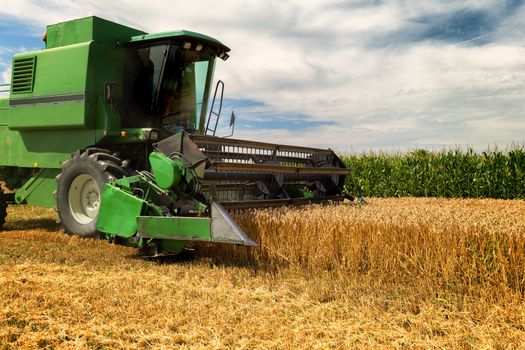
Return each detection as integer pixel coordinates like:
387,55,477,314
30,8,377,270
1,1,524,152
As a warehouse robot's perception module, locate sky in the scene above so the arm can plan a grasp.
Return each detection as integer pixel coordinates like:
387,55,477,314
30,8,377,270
0,0,524,152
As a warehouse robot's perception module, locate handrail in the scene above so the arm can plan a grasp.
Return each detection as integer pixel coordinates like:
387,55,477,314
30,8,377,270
205,80,225,136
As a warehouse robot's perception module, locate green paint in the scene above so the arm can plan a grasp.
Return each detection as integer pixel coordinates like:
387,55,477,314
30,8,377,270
157,240,188,254
14,168,60,207
0,129,97,168
0,15,221,180
149,152,182,189
97,172,210,243
46,16,145,49
302,190,314,199
137,216,211,241
97,183,146,238
9,99,89,130
10,42,90,99
0,16,222,169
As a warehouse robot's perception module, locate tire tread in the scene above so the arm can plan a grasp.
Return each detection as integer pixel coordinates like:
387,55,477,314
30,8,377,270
55,147,131,237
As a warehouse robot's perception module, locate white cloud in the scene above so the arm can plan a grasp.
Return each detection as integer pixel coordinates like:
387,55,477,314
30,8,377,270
0,65,9,84
0,56,11,95
0,0,523,150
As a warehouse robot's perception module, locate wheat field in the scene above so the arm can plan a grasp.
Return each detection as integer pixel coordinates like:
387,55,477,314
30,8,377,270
1,198,525,349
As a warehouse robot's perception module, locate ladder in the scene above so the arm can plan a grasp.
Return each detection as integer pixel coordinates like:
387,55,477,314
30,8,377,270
205,80,225,136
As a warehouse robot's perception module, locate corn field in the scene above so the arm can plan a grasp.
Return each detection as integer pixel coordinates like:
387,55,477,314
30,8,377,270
342,148,525,199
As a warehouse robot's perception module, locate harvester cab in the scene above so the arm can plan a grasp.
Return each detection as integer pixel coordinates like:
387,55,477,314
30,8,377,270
0,16,350,256
120,32,229,136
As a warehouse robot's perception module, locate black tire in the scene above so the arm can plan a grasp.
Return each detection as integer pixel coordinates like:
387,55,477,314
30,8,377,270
0,187,7,230
55,148,131,237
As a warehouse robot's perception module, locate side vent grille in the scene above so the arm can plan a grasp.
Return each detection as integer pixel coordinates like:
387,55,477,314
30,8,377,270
12,57,36,94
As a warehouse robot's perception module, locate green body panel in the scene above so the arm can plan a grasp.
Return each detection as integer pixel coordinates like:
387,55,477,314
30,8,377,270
15,168,61,207
97,183,146,237
149,152,182,189
96,171,212,255
0,98,9,123
0,18,144,170
10,42,90,101
137,216,211,241
46,16,145,49
0,128,97,168
1,17,147,169
157,240,188,255
0,16,223,171
9,98,89,130
7,38,130,133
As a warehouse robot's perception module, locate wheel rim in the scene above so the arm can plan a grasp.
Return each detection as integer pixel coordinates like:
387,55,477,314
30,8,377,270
68,174,100,225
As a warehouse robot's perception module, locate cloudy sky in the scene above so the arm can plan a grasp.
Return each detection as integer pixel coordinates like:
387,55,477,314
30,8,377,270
0,0,524,152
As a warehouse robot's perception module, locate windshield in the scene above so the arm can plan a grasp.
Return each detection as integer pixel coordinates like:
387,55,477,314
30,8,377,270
122,43,216,133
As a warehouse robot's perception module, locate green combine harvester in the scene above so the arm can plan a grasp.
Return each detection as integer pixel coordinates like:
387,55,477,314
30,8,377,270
0,16,350,255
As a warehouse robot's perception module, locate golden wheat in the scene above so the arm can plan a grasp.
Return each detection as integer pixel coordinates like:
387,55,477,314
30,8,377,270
200,198,525,296
1,198,525,349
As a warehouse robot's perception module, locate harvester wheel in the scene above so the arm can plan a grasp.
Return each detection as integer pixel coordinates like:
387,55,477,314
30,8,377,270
0,187,7,230
55,149,131,237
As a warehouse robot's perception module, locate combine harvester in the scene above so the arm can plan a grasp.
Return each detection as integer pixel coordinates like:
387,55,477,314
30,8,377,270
0,17,350,255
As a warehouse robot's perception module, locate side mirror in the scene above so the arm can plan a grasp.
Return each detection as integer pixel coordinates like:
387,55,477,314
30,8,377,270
224,111,236,138
104,82,118,104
